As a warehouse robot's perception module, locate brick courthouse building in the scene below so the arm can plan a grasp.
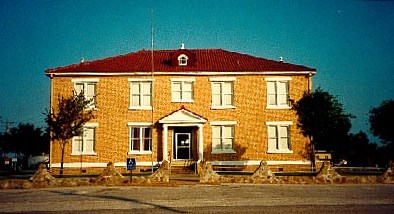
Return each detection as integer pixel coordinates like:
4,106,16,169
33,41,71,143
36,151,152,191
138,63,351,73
46,45,316,174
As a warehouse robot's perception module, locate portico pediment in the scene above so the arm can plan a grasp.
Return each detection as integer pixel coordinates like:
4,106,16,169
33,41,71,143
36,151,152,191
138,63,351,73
158,108,207,124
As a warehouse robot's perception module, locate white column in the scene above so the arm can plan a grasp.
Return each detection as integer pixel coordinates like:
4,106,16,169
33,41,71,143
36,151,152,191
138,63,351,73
162,124,168,161
198,124,204,161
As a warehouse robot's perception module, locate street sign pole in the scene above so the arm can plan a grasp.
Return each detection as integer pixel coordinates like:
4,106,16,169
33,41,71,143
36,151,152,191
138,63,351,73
130,169,133,183
127,158,136,183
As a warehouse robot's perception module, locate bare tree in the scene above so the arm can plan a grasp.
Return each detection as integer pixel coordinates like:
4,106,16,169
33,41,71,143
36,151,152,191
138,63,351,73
45,91,94,175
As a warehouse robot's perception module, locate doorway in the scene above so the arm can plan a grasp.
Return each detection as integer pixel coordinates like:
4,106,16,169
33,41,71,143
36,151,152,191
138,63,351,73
173,127,192,160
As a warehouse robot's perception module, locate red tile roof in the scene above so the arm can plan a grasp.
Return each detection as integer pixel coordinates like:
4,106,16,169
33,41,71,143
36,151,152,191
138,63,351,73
45,49,316,74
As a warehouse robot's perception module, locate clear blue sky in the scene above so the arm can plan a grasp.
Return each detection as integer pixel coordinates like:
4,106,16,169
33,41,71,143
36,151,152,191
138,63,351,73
1,0,393,142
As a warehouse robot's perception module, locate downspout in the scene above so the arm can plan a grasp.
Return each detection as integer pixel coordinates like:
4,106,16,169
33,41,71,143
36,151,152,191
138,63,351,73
308,71,315,171
49,74,54,171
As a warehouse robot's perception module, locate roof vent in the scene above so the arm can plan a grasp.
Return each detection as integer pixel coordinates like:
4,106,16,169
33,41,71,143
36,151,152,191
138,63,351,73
180,43,185,49
279,56,283,62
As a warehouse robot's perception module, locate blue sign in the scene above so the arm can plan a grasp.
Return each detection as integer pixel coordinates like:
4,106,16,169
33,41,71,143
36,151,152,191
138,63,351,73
127,158,136,170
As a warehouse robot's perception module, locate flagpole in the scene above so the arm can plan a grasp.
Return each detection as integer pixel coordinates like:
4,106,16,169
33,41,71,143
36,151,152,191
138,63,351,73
150,8,155,174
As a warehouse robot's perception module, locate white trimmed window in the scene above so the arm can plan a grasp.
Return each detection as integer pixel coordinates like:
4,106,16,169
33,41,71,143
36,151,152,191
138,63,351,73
128,123,152,154
171,78,195,102
129,79,153,110
72,79,98,109
266,121,292,153
211,121,236,154
265,77,291,109
178,54,188,66
210,77,235,109
72,123,98,156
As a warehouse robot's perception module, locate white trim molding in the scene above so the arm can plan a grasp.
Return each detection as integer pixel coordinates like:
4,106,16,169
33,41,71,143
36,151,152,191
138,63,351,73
127,122,153,126
264,77,292,81
210,121,237,126
71,78,99,83
208,160,311,166
265,121,293,126
51,160,311,168
51,161,162,168
128,78,155,82
84,122,99,127
170,77,195,82
209,77,236,82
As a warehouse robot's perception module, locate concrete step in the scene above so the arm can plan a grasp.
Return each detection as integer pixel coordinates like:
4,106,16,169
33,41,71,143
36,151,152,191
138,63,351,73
170,167,196,174
170,161,197,174
169,173,200,182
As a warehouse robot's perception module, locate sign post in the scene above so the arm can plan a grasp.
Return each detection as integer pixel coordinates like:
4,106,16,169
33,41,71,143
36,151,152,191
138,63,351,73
126,158,136,182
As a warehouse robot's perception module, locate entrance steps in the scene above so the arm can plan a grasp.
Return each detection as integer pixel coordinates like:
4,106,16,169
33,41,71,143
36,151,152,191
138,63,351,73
170,160,197,174
169,161,199,182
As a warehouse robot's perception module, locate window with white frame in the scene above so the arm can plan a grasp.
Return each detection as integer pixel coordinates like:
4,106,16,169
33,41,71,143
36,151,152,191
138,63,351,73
171,78,194,102
128,123,152,154
72,123,98,155
178,54,188,66
129,79,153,110
211,121,236,154
266,121,292,153
265,77,291,109
210,77,235,109
72,79,98,109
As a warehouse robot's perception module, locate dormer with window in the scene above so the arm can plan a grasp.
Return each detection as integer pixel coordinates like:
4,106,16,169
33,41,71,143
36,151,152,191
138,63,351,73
178,54,188,66
171,44,196,67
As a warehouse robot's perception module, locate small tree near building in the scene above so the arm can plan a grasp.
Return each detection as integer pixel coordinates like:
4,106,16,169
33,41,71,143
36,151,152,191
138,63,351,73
45,91,94,175
369,99,394,165
292,88,353,169
369,100,394,144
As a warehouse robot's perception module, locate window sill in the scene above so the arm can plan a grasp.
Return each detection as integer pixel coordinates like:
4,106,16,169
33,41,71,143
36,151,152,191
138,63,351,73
211,150,236,154
71,152,97,156
267,150,293,154
129,107,153,111
266,105,291,110
171,100,194,103
211,106,236,110
128,151,152,155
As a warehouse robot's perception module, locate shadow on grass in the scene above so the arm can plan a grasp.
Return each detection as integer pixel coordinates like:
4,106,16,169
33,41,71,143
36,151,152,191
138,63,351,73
50,189,187,213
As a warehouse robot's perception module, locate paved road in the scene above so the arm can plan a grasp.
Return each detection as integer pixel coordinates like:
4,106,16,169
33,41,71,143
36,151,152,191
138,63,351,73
1,184,393,213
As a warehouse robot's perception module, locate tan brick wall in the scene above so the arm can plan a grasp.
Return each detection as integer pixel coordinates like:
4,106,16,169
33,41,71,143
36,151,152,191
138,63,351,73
50,74,312,172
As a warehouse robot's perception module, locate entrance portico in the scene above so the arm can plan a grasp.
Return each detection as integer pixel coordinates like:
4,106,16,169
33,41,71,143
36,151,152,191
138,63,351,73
158,108,207,162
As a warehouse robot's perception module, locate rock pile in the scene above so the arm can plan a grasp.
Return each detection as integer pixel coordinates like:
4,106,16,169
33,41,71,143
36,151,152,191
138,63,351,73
380,161,394,183
29,163,55,182
95,162,126,185
199,161,220,183
250,161,277,183
315,161,344,184
149,160,170,182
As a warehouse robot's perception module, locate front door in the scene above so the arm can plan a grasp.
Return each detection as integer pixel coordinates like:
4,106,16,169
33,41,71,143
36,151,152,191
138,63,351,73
173,128,192,160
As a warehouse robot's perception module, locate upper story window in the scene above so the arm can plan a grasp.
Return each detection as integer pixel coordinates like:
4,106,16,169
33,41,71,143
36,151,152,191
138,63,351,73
177,54,188,66
210,77,236,109
171,78,195,102
71,123,98,156
266,121,293,154
128,122,152,155
129,79,154,110
72,78,98,110
211,121,236,154
265,77,291,109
